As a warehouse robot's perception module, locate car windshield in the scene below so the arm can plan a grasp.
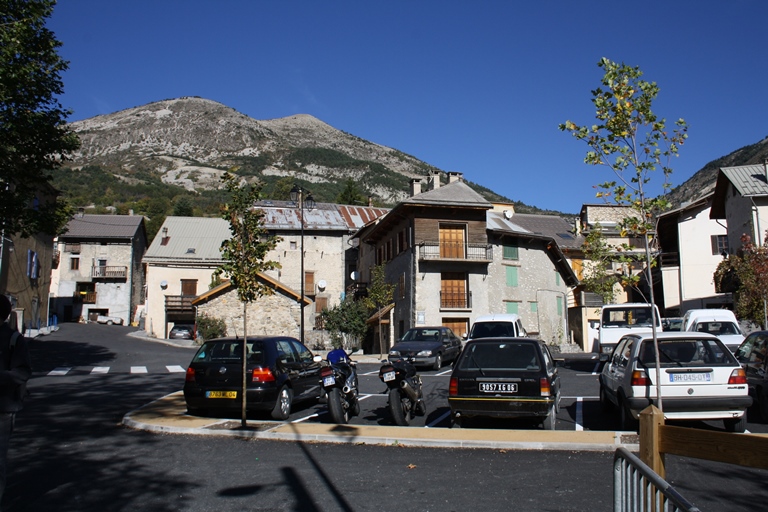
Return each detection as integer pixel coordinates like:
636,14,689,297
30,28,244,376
695,321,742,336
459,342,540,371
469,322,517,338
638,338,737,367
602,307,655,328
400,329,441,342
192,340,264,364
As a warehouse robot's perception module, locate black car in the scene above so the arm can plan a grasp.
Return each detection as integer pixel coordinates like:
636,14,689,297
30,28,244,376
183,336,321,420
448,337,561,429
388,326,463,370
735,330,768,422
169,324,195,340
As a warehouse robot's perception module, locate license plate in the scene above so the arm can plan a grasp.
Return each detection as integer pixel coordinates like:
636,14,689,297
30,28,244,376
479,382,518,393
669,373,711,383
382,371,395,382
206,391,237,399
323,376,336,386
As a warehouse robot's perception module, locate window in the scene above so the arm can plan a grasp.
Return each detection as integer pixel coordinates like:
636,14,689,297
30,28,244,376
70,257,80,270
439,224,465,259
290,240,297,250
503,242,519,260
530,302,538,313
506,266,519,287
557,296,563,316
555,271,561,286
440,272,467,308
505,301,519,314
398,273,406,299
181,279,198,296
711,235,729,255
304,271,315,295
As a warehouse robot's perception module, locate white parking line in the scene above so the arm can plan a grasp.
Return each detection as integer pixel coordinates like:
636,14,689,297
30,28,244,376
426,410,451,428
48,367,71,376
166,365,186,373
575,397,584,431
91,367,109,374
130,366,148,374
591,361,601,374
436,369,453,376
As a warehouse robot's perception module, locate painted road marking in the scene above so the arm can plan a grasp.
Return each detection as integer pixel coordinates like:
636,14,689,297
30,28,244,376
130,366,148,373
48,367,71,376
166,365,186,373
575,397,584,431
91,367,110,374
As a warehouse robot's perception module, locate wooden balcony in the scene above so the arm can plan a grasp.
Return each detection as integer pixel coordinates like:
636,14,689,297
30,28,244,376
76,291,97,304
92,265,127,279
165,295,195,314
418,242,492,262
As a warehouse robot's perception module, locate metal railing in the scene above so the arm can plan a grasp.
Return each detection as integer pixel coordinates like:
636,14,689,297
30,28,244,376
91,265,127,279
418,241,492,261
613,447,700,512
439,290,472,309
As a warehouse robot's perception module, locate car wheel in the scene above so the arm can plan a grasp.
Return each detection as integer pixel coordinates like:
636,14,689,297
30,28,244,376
759,388,768,424
107,320,114,325
724,414,747,433
432,353,442,371
271,386,293,420
599,384,614,412
619,395,638,432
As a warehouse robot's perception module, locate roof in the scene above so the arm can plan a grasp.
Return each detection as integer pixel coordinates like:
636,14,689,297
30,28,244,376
711,165,768,218
255,201,389,231
487,212,583,251
401,180,491,208
144,216,230,264
192,277,311,306
60,214,144,239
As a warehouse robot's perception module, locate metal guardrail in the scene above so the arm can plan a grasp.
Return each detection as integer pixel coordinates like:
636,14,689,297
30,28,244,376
613,447,700,512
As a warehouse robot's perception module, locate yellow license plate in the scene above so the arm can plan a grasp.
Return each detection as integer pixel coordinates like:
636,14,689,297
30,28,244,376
206,391,237,399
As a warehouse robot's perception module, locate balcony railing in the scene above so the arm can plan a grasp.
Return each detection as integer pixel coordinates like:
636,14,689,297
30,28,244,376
76,291,97,304
418,242,492,262
165,295,195,314
91,265,127,279
440,290,472,309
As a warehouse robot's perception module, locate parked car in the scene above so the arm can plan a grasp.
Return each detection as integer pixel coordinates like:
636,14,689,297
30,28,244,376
183,336,322,420
661,317,683,331
595,303,662,360
169,324,195,340
448,337,561,429
465,313,527,342
682,309,744,352
96,315,123,325
735,330,768,422
599,332,751,432
388,326,463,370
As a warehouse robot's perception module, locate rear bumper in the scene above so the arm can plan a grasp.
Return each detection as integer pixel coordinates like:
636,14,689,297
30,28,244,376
448,396,554,419
183,385,278,411
626,395,753,419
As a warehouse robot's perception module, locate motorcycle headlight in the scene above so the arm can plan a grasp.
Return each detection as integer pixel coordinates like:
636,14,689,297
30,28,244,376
389,350,400,357
416,350,432,357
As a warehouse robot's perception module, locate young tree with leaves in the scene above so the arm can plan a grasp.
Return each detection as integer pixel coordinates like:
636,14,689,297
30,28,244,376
0,0,80,238
560,57,688,411
362,264,395,355
215,172,280,426
714,233,768,329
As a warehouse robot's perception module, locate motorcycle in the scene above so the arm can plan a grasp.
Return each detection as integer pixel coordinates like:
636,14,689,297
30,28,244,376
378,357,427,426
318,348,360,424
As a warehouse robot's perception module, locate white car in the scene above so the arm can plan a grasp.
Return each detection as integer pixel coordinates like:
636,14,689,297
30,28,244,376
96,315,123,325
599,331,751,432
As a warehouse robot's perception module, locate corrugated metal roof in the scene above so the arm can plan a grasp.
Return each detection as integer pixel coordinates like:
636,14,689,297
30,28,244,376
256,201,389,231
60,214,144,239
401,180,491,207
144,216,230,263
487,212,584,250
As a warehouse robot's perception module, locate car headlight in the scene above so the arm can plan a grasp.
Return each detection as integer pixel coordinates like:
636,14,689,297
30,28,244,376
389,350,400,357
416,350,432,357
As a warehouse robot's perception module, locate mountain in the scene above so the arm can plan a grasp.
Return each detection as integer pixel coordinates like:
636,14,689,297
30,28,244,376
61,97,560,214
665,136,768,207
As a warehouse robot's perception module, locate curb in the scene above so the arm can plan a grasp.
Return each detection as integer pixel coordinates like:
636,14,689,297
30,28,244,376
122,391,639,452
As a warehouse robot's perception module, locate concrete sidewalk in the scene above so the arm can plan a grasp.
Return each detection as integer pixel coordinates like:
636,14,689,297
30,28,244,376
122,391,637,452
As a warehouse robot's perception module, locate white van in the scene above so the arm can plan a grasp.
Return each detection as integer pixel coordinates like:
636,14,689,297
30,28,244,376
596,303,662,359
682,309,744,352
466,314,527,341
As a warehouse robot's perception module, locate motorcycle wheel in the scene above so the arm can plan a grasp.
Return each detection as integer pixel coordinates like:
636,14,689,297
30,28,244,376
327,387,349,424
388,388,410,426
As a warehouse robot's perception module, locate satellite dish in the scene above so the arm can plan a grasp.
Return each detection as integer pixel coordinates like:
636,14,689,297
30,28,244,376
503,210,513,219
318,280,327,290
160,280,168,289
350,271,359,281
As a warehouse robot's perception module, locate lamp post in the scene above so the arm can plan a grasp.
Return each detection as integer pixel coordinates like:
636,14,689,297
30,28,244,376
290,185,315,344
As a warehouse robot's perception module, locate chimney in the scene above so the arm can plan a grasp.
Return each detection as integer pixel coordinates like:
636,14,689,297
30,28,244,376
430,171,441,190
410,178,422,196
368,195,373,207
448,172,463,184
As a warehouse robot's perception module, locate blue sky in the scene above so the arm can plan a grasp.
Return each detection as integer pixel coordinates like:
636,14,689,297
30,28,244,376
48,1,768,214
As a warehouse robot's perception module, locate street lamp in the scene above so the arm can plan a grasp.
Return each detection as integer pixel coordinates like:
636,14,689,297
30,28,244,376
290,185,315,344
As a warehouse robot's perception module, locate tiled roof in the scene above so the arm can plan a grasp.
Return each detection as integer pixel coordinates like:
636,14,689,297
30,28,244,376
487,212,583,250
60,214,144,239
401,181,491,207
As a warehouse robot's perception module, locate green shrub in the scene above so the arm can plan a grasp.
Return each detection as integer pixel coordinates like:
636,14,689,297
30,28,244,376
196,314,227,342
